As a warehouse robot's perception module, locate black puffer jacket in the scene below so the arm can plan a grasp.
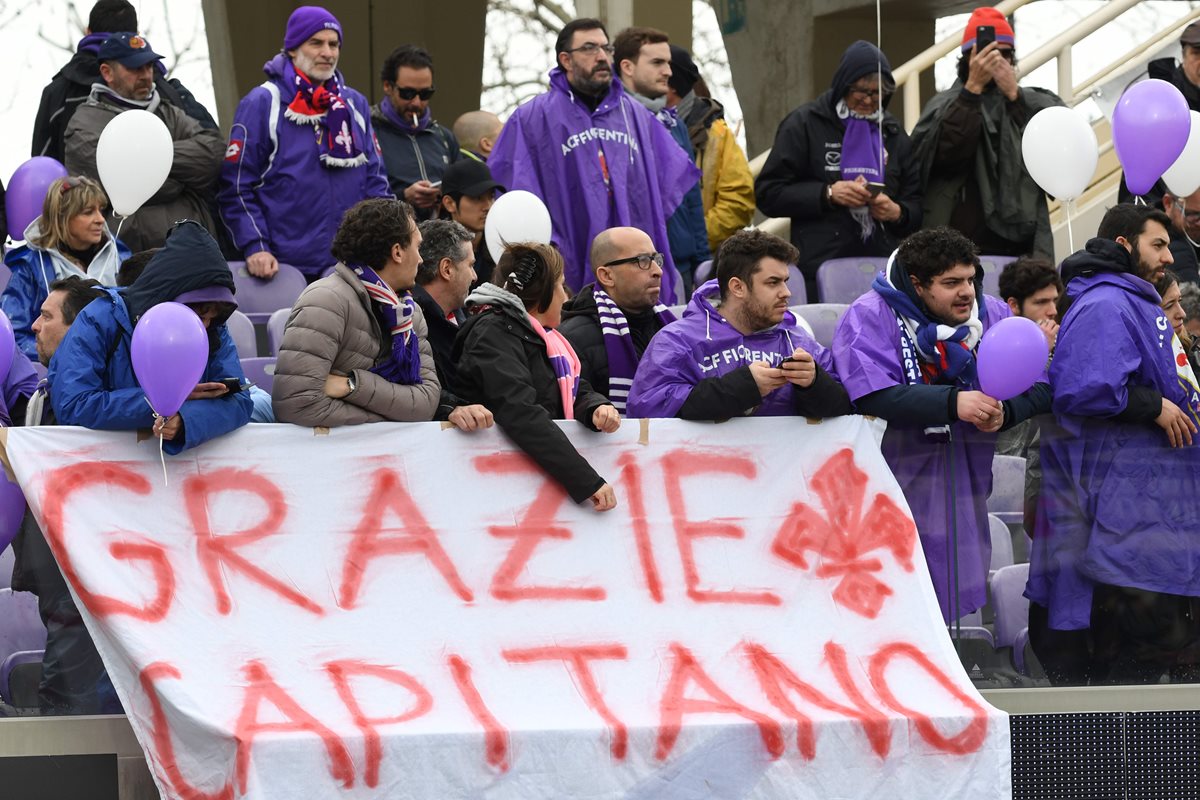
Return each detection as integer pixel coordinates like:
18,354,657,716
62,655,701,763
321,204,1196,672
453,283,612,503
558,283,666,402
756,40,921,285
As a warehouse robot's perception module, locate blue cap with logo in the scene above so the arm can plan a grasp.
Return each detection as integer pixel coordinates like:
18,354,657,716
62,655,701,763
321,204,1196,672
98,32,164,68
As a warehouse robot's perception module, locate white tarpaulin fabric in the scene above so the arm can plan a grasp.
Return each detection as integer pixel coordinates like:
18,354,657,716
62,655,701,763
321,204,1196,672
1,417,1010,800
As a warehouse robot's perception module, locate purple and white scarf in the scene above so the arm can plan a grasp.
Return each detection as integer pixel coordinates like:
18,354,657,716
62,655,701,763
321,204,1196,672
284,61,367,168
593,288,676,413
837,99,887,242
353,265,422,385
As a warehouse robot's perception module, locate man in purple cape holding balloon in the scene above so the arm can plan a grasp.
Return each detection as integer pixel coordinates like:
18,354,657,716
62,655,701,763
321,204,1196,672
1029,204,1200,684
832,227,1051,622
48,220,252,454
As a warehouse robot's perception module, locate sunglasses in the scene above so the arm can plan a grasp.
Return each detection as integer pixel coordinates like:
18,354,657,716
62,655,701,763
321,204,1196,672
392,86,435,101
603,252,664,270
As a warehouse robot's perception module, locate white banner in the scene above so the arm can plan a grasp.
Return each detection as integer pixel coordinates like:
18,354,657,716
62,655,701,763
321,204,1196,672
1,417,1009,800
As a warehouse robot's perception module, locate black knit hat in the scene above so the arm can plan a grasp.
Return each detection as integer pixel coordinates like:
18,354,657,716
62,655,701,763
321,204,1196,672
668,44,700,96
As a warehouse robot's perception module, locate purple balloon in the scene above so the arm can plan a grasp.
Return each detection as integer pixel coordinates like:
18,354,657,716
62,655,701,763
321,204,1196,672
1112,79,1191,196
5,156,68,241
976,316,1050,402
131,302,209,418
0,310,13,382
0,472,25,552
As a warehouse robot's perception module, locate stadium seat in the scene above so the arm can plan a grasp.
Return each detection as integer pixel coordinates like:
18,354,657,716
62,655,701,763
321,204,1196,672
0,589,46,666
267,308,291,357
693,259,714,285
0,545,13,590
240,357,277,395
0,649,43,707
666,304,687,318
790,303,848,348
815,257,887,303
988,454,1026,525
990,563,1031,653
226,310,257,359
988,513,1015,574
979,255,1017,298
319,265,337,280
229,261,308,324
785,264,807,305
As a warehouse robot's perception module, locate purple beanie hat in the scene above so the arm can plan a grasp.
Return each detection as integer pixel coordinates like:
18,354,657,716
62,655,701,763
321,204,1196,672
284,6,342,51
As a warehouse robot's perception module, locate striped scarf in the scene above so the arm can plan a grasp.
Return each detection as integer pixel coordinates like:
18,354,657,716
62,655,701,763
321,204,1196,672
593,287,676,413
354,264,422,385
526,314,581,420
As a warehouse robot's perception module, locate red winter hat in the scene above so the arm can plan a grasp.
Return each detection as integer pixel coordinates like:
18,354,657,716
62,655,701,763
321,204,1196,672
961,7,1015,52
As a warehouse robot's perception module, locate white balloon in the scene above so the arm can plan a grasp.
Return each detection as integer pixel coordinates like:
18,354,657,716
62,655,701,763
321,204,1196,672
484,190,553,264
1163,110,1200,197
96,109,174,216
1020,106,1098,202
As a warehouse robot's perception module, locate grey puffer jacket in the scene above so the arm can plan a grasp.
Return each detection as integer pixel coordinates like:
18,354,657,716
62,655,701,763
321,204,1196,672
64,87,223,251
273,263,440,426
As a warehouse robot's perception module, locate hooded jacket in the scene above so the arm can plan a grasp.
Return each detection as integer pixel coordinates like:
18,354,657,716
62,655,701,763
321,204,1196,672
910,64,1063,258
1028,238,1200,628
65,86,224,251
217,54,391,275
32,33,217,163
371,106,460,221
453,283,612,504
627,279,849,420
1,217,129,360
756,41,921,287
487,68,700,301
48,222,252,454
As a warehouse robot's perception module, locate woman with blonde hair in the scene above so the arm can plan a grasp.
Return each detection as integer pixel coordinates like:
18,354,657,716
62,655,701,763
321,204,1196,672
453,242,621,511
2,176,128,359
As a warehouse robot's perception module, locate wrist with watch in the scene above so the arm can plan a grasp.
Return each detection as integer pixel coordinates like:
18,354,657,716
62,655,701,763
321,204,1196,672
346,372,357,395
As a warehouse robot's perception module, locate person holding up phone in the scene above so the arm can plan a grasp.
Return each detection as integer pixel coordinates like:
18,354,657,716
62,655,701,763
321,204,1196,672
756,40,922,301
910,7,1064,260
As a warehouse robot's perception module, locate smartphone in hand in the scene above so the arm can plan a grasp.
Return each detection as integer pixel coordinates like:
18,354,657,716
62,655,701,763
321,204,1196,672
975,24,996,51
867,182,886,197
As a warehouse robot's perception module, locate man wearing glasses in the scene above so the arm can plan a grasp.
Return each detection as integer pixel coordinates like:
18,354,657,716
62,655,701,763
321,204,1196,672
559,227,677,413
488,17,700,303
372,44,461,220
911,6,1063,261
1162,187,1200,285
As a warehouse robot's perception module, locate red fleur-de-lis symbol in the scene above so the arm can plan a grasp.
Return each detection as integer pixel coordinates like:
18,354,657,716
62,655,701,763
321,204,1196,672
771,449,916,619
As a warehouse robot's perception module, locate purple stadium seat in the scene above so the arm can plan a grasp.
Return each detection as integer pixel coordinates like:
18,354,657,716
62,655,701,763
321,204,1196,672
790,303,848,348
319,265,337,280
988,454,1026,526
228,261,308,324
990,563,1031,652
0,649,44,706
785,264,807,305
693,259,714,285
241,357,277,395
0,588,46,663
815,257,888,303
979,255,1017,299
226,310,257,359
267,308,291,357
988,513,1015,574
0,545,13,590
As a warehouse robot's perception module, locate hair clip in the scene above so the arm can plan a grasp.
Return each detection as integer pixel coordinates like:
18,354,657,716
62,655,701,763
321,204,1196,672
508,251,540,291
60,177,77,194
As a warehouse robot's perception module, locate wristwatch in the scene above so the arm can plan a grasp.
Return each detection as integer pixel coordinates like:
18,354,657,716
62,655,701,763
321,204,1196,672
826,184,834,204
346,372,358,395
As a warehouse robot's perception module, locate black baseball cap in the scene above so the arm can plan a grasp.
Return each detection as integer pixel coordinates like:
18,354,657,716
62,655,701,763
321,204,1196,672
442,160,505,198
98,32,163,68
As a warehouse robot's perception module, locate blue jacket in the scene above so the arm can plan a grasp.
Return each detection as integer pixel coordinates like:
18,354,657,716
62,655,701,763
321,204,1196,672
662,110,710,285
1,224,128,360
49,288,252,454
217,55,391,275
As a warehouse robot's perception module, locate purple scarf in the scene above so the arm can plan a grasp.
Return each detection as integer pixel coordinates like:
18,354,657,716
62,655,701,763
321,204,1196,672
353,265,422,385
380,102,431,134
593,288,676,414
839,104,886,242
282,61,367,168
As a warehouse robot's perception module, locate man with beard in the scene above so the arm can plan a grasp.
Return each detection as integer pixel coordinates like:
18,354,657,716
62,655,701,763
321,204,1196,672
559,227,677,413
1028,203,1200,686
487,18,699,301
831,226,1050,623
218,6,390,279
627,229,850,420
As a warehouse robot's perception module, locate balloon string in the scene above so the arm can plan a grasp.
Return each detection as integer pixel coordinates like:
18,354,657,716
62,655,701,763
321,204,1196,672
114,213,125,239
158,430,168,487
1065,198,1075,253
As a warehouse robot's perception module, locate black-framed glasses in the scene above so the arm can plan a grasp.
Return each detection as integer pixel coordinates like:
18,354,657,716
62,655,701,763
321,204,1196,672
847,86,882,100
566,42,615,57
603,252,664,270
1173,200,1200,223
393,86,435,100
